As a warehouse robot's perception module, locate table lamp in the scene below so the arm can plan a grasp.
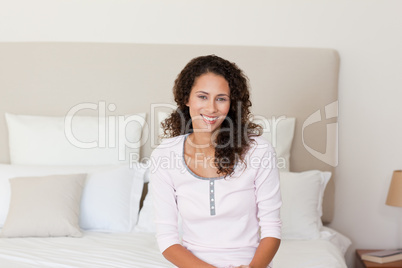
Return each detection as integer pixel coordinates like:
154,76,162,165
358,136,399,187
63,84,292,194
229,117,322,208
386,170,402,208
386,170,402,249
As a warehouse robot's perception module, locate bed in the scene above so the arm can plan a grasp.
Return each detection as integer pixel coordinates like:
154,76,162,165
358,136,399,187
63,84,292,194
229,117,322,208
0,43,350,267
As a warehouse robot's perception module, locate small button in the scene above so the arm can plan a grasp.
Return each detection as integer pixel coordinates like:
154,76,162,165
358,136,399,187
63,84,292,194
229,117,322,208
211,206,215,209
211,198,214,201
210,182,214,185
211,190,214,193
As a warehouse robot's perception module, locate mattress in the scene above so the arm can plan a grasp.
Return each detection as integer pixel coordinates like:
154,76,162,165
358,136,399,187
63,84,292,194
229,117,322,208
0,229,348,268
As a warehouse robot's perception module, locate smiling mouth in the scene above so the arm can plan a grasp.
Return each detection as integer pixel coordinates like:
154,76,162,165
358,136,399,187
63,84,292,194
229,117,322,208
201,114,219,124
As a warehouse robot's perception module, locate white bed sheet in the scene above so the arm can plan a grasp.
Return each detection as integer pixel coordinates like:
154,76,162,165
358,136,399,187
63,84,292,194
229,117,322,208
0,230,348,268
0,231,171,268
274,239,347,268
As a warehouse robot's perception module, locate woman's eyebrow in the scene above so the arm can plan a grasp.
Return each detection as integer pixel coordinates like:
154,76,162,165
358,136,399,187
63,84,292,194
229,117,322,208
195,91,229,97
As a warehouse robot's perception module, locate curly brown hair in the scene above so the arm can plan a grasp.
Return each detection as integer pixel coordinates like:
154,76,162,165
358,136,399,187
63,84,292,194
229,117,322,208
161,55,262,177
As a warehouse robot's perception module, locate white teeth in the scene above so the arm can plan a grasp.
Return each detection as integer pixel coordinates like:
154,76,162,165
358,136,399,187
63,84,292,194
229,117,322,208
202,115,218,121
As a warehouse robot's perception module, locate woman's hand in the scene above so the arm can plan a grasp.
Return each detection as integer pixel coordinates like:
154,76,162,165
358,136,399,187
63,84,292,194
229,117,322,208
248,237,280,268
162,244,216,268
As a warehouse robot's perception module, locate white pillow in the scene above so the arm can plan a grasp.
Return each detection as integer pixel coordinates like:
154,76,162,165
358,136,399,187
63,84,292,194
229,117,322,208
79,165,146,232
253,117,295,171
156,112,295,171
279,170,331,240
0,164,146,232
5,113,146,165
157,111,170,143
134,185,156,233
1,174,86,238
136,170,330,241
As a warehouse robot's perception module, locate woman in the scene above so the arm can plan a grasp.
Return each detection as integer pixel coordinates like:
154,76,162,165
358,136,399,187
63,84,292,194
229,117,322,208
150,55,281,268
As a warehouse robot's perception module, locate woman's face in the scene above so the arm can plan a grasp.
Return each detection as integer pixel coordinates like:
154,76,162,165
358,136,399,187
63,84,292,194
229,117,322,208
186,72,231,134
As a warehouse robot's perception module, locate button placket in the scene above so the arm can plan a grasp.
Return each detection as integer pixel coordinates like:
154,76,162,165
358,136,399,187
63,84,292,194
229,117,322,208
209,179,216,216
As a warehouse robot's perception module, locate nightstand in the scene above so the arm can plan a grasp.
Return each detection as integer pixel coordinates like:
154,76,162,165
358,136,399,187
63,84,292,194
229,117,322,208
356,250,402,268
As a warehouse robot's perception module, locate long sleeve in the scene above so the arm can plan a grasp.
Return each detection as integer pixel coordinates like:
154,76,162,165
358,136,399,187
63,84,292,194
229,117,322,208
150,150,181,253
253,142,282,240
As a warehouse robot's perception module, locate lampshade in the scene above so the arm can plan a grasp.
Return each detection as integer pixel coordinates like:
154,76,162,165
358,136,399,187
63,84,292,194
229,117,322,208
386,170,402,207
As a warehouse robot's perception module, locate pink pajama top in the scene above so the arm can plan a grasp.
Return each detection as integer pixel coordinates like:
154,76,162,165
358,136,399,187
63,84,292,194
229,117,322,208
150,134,281,268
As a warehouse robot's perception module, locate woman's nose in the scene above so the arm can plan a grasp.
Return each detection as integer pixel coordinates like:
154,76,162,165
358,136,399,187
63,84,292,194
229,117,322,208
206,100,218,113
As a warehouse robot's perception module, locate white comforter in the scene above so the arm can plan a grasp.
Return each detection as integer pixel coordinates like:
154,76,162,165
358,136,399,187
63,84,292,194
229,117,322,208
0,231,347,268
274,240,347,268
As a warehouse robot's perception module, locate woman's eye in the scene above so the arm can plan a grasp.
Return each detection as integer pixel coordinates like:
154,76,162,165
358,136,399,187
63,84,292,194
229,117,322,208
217,98,227,102
198,95,207,100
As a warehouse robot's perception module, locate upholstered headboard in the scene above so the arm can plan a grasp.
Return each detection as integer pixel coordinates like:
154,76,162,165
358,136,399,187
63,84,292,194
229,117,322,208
0,43,339,222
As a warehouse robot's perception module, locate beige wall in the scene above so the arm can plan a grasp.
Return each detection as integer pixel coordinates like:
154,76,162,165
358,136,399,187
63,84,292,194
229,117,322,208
1,1,402,267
